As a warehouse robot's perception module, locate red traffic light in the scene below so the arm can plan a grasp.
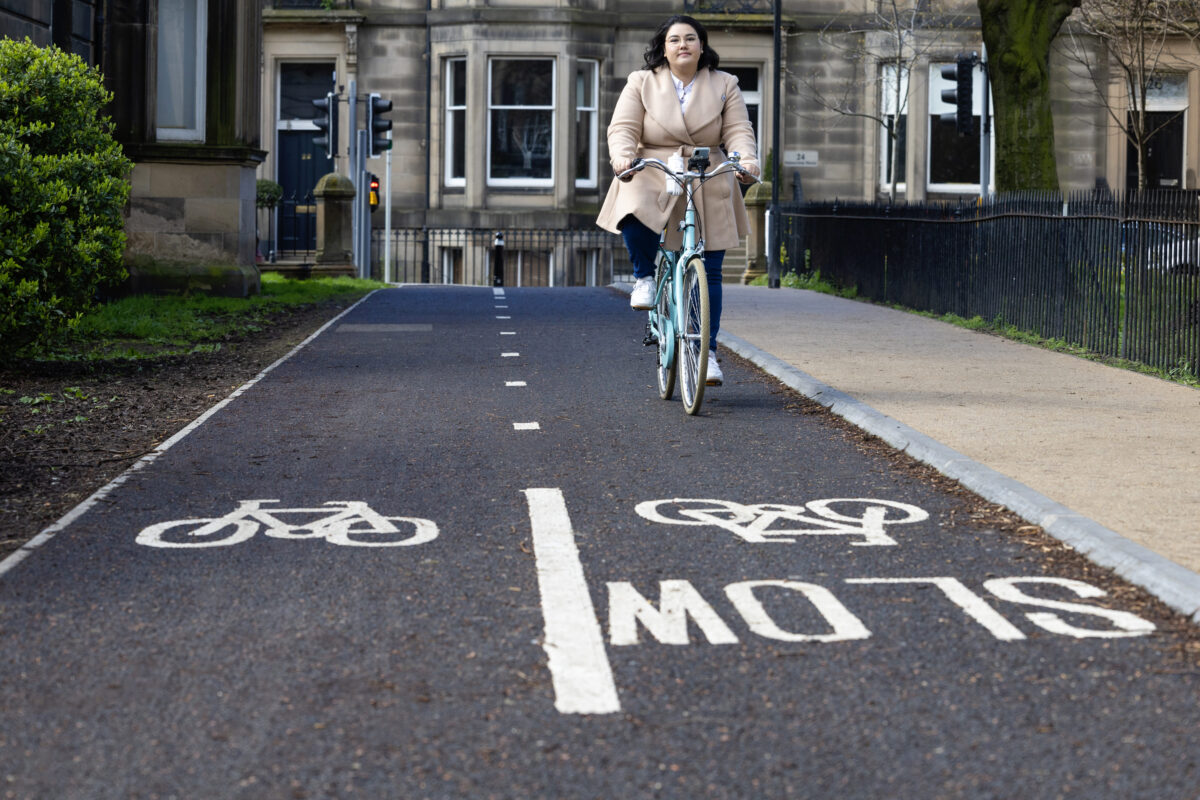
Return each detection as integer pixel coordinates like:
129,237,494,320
368,173,380,211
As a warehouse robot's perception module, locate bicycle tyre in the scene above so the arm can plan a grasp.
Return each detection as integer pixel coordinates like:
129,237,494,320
679,257,710,415
136,518,258,548
325,516,440,547
655,258,676,400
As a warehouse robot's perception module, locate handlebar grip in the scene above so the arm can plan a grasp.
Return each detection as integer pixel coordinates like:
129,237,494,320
618,158,643,183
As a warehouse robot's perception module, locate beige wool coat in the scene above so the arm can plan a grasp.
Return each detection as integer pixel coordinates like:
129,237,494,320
596,66,759,252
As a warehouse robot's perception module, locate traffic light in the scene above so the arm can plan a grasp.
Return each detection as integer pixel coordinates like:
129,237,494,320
312,92,338,158
940,53,976,137
368,173,380,211
367,93,393,157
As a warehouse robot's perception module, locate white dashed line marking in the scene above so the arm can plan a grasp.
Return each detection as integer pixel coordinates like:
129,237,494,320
514,422,541,431
506,381,527,387
502,352,520,357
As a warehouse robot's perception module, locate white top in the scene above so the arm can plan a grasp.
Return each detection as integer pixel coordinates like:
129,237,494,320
672,73,695,113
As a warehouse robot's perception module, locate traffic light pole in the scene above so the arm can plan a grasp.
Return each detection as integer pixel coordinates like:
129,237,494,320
978,46,990,200
384,131,393,283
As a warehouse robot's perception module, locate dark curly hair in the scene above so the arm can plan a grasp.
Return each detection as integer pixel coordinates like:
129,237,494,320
641,15,720,72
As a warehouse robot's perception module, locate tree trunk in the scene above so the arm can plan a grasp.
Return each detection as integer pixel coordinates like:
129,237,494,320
978,0,1081,190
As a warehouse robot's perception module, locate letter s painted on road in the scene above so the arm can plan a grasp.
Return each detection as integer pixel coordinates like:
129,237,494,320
983,577,1156,639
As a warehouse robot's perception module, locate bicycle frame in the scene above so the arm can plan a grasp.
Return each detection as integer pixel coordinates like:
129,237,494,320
619,152,756,414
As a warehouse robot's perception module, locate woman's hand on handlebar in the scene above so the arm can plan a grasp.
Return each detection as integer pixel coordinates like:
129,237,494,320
737,161,761,185
614,158,644,182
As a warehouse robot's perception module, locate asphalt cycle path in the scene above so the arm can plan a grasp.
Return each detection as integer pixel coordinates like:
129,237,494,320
1,286,1198,799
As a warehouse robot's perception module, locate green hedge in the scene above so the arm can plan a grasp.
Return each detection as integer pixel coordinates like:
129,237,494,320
0,38,132,359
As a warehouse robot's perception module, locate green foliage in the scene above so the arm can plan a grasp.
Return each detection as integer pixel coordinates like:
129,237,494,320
19,272,383,363
750,269,858,299
0,38,133,360
256,179,283,209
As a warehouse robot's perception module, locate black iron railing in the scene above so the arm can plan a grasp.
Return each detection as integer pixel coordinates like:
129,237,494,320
271,0,354,9
371,227,623,287
683,0,772,11
275,190,316,264
780,191,1200,374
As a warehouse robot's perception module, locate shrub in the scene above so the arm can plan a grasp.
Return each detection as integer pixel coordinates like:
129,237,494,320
0,38,132,359
256,179,283,210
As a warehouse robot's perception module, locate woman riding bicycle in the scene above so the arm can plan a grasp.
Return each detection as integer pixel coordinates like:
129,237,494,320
596,14,760,386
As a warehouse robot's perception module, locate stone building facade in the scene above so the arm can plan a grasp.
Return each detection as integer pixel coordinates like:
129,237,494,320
2,0,265,294
259,0,1200,217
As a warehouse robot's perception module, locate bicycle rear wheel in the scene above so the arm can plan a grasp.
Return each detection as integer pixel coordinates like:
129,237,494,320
678,257,710,415
655,258,676,400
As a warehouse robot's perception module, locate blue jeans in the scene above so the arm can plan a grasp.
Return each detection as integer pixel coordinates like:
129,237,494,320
620,216,724,352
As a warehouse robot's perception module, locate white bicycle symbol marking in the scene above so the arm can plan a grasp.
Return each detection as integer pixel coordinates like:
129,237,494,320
633,498,930,546
136,499,439,549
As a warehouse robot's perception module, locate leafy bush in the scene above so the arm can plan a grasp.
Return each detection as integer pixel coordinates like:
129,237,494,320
256,179,283,210
0,38,132,359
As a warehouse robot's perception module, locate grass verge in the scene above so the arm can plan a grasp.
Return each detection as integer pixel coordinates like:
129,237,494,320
14,272,386,364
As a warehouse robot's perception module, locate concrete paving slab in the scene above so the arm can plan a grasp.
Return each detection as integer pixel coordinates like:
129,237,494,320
717,285,1200,579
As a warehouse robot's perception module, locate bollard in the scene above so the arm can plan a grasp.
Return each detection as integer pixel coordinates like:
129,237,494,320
493,231,505,287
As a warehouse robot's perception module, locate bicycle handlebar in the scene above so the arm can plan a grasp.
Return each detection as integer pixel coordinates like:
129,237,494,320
616,153,761,187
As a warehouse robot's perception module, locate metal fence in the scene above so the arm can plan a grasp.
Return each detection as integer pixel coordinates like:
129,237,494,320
780,191,1200,374
371,227,625,287
273,191,316,265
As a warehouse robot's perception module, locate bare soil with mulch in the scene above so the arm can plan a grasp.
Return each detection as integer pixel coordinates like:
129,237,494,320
0,300,357,564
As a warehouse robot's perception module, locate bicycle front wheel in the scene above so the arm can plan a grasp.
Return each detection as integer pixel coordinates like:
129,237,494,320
678,257,710,415
655,259,676,400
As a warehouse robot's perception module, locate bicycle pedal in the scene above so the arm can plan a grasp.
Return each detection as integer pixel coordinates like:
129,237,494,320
642,334,658,347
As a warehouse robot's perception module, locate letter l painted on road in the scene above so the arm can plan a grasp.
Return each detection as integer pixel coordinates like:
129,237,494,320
523,488,621,714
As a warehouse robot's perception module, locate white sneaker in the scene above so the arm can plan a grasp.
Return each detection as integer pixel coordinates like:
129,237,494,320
630,277,656,309
706,351,723,386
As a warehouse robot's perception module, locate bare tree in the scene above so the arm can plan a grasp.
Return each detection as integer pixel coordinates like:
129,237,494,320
1061,0,1199,191
796,0,966,201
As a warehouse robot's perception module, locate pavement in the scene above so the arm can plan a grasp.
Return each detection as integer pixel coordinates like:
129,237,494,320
633,283,1200,621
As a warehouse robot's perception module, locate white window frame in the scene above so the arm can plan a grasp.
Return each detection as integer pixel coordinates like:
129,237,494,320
274,61,330,133
927,61,993,194
879,63,908,192
575,59,599,189
445,57,467,188
487,57,556,188
155,0,208,142
724,64,764,161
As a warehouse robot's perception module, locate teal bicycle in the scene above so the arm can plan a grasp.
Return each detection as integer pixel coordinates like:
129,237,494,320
618,148,757,415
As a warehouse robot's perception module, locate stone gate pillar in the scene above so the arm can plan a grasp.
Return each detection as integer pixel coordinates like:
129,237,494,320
742,181,771,284
314,173,356,277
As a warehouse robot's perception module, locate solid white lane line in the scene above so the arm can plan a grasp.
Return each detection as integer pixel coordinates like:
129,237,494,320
522,488,621,714
513,422,540,431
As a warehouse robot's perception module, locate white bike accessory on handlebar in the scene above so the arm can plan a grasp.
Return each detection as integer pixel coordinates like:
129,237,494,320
666,153,685,196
